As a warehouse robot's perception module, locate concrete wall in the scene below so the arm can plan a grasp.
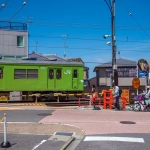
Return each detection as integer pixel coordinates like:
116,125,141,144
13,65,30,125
98,77,147,87
0,30,28,57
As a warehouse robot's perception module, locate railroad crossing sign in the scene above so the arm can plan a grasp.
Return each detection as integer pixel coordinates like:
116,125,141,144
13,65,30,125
132,77,140,89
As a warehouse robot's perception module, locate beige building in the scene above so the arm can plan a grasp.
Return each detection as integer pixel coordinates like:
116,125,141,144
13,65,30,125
94,58,147,87
0,22,28,60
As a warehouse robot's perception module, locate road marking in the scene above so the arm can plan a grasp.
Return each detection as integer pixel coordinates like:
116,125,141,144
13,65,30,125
31,140,47,150
0,107,21,110
84,136,145,143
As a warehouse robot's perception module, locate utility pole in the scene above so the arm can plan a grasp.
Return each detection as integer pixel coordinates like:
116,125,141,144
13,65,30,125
104,0,117,86
61,34,68,58
111,0,117,85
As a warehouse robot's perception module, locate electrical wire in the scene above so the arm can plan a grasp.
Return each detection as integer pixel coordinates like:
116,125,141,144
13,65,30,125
1,1,29,29
118,0,150,38
0,42,150,52
0,0,9,11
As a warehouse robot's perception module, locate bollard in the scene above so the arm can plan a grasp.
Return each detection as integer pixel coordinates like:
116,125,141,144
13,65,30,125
1,113,11,148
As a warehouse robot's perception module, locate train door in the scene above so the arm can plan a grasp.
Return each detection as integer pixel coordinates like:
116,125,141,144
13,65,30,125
72,69,78,89
0,68,4,89
48,68,62,90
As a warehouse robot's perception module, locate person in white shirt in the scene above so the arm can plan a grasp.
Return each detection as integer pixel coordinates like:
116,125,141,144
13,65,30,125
113,84,120,110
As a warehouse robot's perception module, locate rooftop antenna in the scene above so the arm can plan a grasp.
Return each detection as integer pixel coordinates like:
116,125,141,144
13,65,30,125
61,34,68,58
22,16,33,26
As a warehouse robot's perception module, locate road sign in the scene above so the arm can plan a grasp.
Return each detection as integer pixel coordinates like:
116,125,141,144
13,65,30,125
132,77,140,89
138,70,148,77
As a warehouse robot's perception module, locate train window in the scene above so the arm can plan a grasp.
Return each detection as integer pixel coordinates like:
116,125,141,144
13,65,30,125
56,69,61,79
49,69,54,79
0,68,3,79
27,69,38,79
73,70,78,78
14,69,26,79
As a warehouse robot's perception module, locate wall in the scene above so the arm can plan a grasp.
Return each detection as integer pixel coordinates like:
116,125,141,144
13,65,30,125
0,30,28,57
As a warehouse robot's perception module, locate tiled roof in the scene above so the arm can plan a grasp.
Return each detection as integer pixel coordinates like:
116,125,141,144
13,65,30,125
43,54,67,61
28,52,67,61
28,52,49,61
94,58,137,71
67,58,83,62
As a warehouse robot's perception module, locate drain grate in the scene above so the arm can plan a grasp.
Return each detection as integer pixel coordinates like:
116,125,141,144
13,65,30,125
55,132,74,136
120,121,136,124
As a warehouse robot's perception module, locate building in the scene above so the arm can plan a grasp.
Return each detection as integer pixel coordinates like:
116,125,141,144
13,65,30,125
94,58,147,88
93,58,147,103
0,21,28,60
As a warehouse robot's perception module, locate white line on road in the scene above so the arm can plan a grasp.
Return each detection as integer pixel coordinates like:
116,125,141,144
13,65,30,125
32,140,47,150
84,136,145,143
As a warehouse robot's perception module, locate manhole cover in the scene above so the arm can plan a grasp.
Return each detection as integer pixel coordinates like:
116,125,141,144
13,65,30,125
37,113,51,116
120,121,136,124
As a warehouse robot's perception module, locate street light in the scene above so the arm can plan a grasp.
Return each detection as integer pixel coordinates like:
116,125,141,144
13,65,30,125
106,41,111,46
104,0,117,86
103,35,111,39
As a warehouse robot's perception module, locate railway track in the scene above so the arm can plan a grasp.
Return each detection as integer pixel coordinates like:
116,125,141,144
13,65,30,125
0,99,102,107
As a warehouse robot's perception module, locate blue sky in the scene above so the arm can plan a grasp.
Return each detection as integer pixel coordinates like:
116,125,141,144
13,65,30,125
1,0,150,78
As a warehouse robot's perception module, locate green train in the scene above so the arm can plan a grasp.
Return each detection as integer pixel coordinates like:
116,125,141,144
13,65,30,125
0,60,84,101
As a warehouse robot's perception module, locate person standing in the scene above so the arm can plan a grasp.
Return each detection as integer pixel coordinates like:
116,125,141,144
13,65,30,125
113,84,120,110
91,85,96,102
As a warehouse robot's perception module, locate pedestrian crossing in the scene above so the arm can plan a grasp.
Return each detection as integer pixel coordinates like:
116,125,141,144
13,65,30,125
84,136,145,143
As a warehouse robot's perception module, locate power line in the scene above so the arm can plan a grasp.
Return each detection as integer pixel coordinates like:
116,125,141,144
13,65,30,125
0,0,9,11
1,1,29,29
29,35,150,43
118,0,150,38
1,33,150,43
0,43,150,52
2,17,150,31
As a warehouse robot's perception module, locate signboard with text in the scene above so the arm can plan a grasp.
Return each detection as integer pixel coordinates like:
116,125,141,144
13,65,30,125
121,89,130,104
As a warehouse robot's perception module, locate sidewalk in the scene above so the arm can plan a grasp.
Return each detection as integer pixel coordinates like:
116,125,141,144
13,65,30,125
0,123,85,136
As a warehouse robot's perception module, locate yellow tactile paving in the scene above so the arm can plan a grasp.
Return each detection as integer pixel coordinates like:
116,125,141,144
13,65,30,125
19,102,46,106
0,107,21,110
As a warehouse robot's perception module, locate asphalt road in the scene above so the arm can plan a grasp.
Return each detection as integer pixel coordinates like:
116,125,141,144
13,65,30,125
1,108,150,150
0,133,65,150
75,133,150,150
0,109,54,122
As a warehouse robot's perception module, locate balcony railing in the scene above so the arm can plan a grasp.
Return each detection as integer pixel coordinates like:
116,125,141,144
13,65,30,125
0,21,27,31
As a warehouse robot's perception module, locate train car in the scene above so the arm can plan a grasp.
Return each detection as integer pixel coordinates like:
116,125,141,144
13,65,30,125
0,59,84,101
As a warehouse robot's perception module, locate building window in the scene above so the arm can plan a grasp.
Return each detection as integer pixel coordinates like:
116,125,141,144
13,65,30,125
27,69,38,79
17,36,24,47
56,69,61,79
49,69,54,79
73,70,78,78
0,68,3,79
14,69,26,79
106,68,136,77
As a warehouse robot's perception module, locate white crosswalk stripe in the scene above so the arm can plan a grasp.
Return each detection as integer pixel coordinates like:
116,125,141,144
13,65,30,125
84,136,145,143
